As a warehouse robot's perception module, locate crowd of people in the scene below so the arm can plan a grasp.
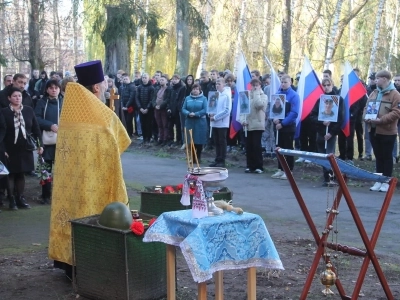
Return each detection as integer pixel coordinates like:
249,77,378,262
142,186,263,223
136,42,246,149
0,65,399,213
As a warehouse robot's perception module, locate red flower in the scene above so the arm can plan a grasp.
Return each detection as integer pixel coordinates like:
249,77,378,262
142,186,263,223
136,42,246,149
127,106,134,114
176,183,183,190
164,186,175,193
148,218,157,227
130,221,145,235
189,187,195,195
40,180,45,186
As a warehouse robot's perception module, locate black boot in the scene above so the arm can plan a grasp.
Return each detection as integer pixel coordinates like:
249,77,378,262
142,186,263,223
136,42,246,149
40,182,51,204
16,196,31,209
8,196,18,210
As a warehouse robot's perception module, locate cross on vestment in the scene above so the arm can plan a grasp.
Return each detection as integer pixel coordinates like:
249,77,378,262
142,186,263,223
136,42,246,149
109,88,119,111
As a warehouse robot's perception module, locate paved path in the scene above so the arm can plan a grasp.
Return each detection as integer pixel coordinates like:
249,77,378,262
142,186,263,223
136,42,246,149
0,151,398,258
123,152,400,256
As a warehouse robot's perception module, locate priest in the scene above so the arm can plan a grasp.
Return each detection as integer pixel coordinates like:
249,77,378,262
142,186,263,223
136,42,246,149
48,60,131,279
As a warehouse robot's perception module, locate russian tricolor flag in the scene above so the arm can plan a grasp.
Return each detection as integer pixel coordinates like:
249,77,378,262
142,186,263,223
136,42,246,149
340,62,367,136
230,52,252,139
296,57,324,137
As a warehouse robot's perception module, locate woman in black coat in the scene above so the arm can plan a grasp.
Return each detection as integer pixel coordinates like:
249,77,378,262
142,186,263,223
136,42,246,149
34,80,63,204
2,87,43,209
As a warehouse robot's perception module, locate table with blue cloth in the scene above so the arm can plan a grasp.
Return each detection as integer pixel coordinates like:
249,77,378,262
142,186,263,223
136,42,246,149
143,209,284,300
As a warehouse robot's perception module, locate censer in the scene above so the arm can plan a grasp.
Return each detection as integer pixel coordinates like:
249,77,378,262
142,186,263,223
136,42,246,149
320,262,336,295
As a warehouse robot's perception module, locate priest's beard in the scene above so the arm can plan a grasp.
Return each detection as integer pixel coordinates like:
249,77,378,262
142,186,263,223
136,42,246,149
98,83,106,103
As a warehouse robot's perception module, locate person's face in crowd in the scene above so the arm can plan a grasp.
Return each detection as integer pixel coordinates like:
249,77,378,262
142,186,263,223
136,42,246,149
13,77,27,91
154,72,161,82
323,73,330,80
376,76,389,89
41,73,46,79
322,81,333,93
192,87,200,96
142,75,150,85
368,78,375,86
33,70,39,78
123,76,130,84
264,78,271,85
251,73,258,80
251,83,261,92
51,74,58,80
324,100,333,114
200,74,209,83
117,73,122,80
210,72,218,81
280,78,291,90
171,77,180,85
159,77,167,86
47,84,60,98
216,81,225,92
225,77,234,88
4,75,12,86
107,79,114,88
8,90,22,106
186,76,193,85
394,76,400,88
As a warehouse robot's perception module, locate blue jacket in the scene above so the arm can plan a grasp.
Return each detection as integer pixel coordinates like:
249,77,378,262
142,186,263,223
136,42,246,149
275,87,299,133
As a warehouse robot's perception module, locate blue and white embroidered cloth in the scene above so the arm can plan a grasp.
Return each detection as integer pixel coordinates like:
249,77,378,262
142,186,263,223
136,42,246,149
143,210,284,283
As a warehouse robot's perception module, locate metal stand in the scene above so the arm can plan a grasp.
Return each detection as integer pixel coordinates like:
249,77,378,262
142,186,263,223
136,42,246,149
276,149,396,300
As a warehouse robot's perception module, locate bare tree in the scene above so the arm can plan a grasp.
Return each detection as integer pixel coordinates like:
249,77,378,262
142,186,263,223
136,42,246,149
324,0,344,70
141,0,150,72
387,0,400,70
368,0,385,75
281,0,292,73
196,0,212,77
233,0,247,73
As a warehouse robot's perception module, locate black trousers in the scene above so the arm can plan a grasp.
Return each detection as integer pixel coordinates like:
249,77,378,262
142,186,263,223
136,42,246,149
212,127,228,163
338,121,355,160
276,131,294,171
299,122,317,152
369,129,396,177
139,111,153,142
123,111,134,137
168,113,182,142
355,120,364,156
246,130,264,170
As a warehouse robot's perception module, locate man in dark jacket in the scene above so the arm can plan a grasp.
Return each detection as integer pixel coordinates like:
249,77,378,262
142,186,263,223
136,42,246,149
119,73,136,138
166,74,186,146
0,73,33,108
134,73,155,144
28,70,40,107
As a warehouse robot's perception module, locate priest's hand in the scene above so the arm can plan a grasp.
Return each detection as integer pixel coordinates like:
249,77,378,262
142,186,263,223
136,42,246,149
51,124,58,133
37,147,44,155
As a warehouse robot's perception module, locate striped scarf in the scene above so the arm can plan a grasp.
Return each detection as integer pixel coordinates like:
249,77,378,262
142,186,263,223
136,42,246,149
9,104,26,144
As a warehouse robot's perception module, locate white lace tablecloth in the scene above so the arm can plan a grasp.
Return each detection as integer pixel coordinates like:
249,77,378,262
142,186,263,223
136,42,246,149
143,210,284,283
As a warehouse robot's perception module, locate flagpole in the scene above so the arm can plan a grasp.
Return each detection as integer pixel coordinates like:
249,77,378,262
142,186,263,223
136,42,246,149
325,126,328,149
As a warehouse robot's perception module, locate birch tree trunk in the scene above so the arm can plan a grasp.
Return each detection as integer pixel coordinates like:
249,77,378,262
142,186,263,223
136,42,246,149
233,0,247,74
281,0,292,73
323,0,344,70
133,0,142,73
387,0,400,69
368,0,385,75
52,0,60,70
141,0,149,72
175,0,190,75
262,1,270,48
196,0,212,78
72,0,79,66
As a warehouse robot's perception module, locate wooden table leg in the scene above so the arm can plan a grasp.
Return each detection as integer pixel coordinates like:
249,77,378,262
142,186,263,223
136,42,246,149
247,267,256,300
198,282,207,300
166,245,176,300
214,271,224,300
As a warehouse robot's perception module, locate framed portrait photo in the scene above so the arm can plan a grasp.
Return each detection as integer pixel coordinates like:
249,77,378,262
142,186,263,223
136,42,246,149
318,95,339,122
270,94,286,119
238,91,250,115
363,99,381,120
207,91,218,114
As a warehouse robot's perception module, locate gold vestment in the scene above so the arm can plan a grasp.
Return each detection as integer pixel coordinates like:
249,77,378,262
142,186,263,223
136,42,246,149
48,83,131,265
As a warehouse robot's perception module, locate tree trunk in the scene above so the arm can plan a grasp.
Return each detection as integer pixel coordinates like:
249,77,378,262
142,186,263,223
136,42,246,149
196,0,212,77
281,0,292,73
368,0,385,75
141,0,149,72
387,0,400,69
52,0,58,70
324,0,344,70
104,6,130,75
175,0,190,75
132,0,142,73
72,0,79,66
28,0,43,70
233,0,247,74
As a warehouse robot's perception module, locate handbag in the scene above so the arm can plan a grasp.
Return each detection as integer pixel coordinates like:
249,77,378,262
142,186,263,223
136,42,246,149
26,133,37,151
42,99,58,145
